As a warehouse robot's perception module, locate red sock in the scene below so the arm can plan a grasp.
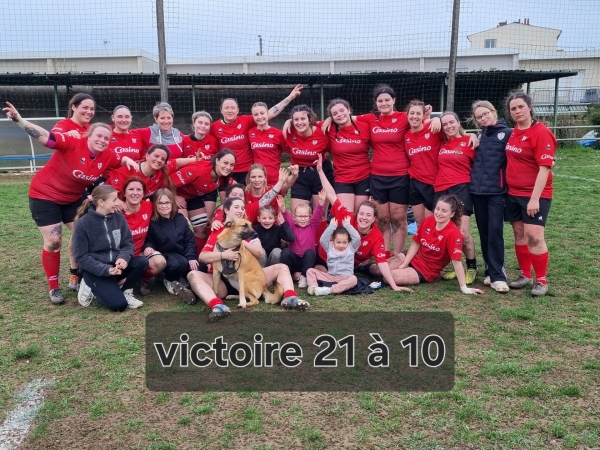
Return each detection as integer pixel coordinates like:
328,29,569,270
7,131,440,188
530,252,549,284
194,237,207,252
208,298,223,308
42,249,61,290
142,268,154,283
283,290,297,299
514,245,532,278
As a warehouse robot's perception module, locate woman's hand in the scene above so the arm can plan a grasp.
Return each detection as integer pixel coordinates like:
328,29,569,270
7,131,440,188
276,195,286,212
314,154,323,173
278,167,289,184
108,266,122,276
428,117,441,133
211,219,224,231
3,102,21,121
392,286,413,293
318,188,327,206
321,117,333,134
527,198,540,217
282,119,292,138
65,130,81,138
175,195,187,210
468,133,480,149
195,150,205,161
143,247,156,257
189,260,199,271
288,164,299,177
221,248,240,261
277,211,285,225
122,157,138,171
114,258,128,270
289,84,303,100
114,198,127,213
460,285,484,295
329,217,338,228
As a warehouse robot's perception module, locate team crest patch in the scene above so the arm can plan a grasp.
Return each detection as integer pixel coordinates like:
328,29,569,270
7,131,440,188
205,144,210,150
97,163,102,169
425,228,430,233
438,235,443,240
111,137,117,142
291,137,297,142
362,241,368,247
460,142,466,146
112,179,118,184
312,140,318,145
269,134,274,139
80,158,86,163
522,136,528,141
497,132,505,140
237,124,242,130
186,145,191,150
392,118,397,123
456,239,461,244
218,128,223,133
132,138,137,143
186,172,192,177
354,130,359,134
425,133,430,139
251,133,255,137
406,138,411,143
142,214,148,220
203,184,208,188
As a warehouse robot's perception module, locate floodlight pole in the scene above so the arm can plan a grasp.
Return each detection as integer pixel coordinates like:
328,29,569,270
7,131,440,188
446,0,460,111
156,0,168,102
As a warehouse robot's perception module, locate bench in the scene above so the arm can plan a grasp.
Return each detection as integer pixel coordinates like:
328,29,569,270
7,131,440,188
0,154,52,172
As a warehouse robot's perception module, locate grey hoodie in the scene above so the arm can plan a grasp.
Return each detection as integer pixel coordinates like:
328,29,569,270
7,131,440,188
320,221,361,277
72,206,134,277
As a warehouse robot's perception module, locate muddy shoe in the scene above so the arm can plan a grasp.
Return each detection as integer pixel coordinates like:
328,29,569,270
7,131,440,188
209,304,231,322
442,271,457,281
465,268,477,285
490,281,510,293
509,274,533,289
530,282,548,297
123,289,144,309
281,296,310,311
49,288,65,305
165,279,196,305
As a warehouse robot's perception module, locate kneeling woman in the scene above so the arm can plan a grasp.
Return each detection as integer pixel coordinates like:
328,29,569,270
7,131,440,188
72,186,148,311
143,188,198,304
188,197,310,321
389,195,484,295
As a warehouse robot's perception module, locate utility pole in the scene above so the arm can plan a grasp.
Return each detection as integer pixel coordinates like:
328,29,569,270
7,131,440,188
156,0,168,102
446,0,460,111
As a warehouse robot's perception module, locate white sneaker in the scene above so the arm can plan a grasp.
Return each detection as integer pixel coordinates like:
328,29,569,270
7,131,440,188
77,278,95,307
123,288,144,309
297,275,308,289
490,281,510,293
164,279,175,294
307,286,317,295
314,286,331,296
484,276,491,286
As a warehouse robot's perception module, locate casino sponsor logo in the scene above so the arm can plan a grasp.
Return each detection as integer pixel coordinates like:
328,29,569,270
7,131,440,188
541,154,554,160
420,239,440,252
373,126,398,134
377,252,386,258
251,142,275,149
72,170,98,181
221,135,245,144
291,148,317,156
176,172,186,184
497,132,505,140
336,137,362,144
505,144,522,153
131,226,148,236
408,145,432,156
439,149,461,155
113,146,137,155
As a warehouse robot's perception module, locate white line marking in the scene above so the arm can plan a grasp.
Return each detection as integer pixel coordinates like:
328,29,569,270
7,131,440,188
555,174,600,183
0,379,50,450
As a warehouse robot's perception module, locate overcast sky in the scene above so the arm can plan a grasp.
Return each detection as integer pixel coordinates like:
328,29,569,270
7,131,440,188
2,0,598,58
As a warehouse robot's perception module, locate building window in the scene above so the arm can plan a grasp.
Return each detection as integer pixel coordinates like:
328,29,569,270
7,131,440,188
485,39,497,48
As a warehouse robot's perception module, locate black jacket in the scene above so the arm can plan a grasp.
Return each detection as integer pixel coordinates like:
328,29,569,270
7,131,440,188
470,118,511,196
143,213,197,261
254,223,295,256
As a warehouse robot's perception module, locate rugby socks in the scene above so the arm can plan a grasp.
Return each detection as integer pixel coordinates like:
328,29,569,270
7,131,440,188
466,258,477,270
69,267,78,276
208,298,223,308
514,244,532,278
142,268,154,282
530,252,549,284
283,290,297,299
42,249,60,290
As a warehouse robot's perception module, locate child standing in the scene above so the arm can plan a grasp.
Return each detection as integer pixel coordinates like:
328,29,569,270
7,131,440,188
279,190,326,288
307,217,361,296
254,203,295,267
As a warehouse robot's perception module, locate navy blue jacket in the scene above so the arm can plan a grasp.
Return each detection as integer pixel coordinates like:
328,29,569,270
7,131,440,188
470,118,511,196
143,213,197,261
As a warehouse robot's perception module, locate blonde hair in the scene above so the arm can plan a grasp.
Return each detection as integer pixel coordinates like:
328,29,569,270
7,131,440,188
470,100,498,127
245,164,268,195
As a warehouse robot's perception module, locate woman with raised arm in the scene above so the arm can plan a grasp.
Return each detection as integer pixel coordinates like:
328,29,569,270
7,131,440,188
245,164,298,224
314,155,412,293
188,197,310,321
211,85,303,184
3,102,137,305
52,93,95,136
504,92,556,297
249,102,288,186
137,102,185,158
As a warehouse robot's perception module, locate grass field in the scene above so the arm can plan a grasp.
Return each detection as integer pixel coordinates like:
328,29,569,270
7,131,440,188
0,145,599,449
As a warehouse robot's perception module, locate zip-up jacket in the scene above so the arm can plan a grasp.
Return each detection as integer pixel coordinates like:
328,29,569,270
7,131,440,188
254,222,295,256
320,221,361,277
469,118,511,195
72,206,134,277
143,213,197,261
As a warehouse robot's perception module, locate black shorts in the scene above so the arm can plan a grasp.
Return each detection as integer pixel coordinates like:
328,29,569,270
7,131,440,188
505,195,551,227
355,262,374,275
408,263,428,284
291,160,334,201
29,196,84,227
370,174,409,205
185,195,205,211
434,183,473,216
409,179,435,212
221,275,239,296
203,189,218,203
334,177,371,197
230,171,248,185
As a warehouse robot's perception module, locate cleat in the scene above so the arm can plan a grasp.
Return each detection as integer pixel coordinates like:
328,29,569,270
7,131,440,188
281,296,310,311
484,276,491,286
139,281,150,296
530,282,548,297
208,304,231,322
442,271,457,280
465,268,477,285
164,279,196,305
509,274,533,289
49,288,65,305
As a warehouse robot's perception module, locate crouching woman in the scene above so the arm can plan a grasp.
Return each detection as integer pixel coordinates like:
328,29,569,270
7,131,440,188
72,185,148,311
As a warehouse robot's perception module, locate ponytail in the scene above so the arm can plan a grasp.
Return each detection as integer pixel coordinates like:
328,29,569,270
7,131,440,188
436,194,463,227
74,185,117,223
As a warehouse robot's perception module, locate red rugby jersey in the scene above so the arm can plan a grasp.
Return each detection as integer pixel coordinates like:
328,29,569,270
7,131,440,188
29,133,121,204
317,199,387,266
405,123,443,185
284,127,329,167
181,133,219,162
245,187,279,224
327,120,371,183
107,128,144,161
357,112,410,176
124,201,153,256
410,216,463,282
505,121,556,198
51,118,90,135
170,161,224,199
249,126,286,185
108,160,177,199
210,115,255,172
434,135,475,192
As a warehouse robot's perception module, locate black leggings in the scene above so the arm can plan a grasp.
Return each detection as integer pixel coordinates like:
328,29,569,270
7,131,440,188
82,256,148,312
281,248,316,277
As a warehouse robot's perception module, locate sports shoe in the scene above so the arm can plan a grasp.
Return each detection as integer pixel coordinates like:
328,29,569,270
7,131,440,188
139,281,150,296
307,286,317,295
208,304,231,322
69,273,80,291
490,281,510,293
49,288,65,305
369,281,382,290
442,271,457,281
77,278,95,307
164,279,196,305
307,286,331,296
530,282,548,297
509,274,533,289
281,296,310,311
123,288,144,309
465,268,477,285
297,275,308,289
484,276,491,286
179,276,191,288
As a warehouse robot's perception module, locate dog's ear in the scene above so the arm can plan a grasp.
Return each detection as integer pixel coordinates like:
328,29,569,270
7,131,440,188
225,220,235,228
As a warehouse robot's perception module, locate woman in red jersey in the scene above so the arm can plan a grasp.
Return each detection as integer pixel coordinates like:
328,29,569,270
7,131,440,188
52,93,95,136
245,164,298,224
3,102,137,304
284,104,333,214
107,105,145,161
137,102,185,158
120,177,167,296
248,102,287,186
315,155,412,293
389,195,483,295
434,111,477,285
504,92,556,297
211,85,303,184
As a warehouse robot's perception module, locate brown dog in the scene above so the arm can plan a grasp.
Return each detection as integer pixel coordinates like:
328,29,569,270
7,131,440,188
212,218,284,308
